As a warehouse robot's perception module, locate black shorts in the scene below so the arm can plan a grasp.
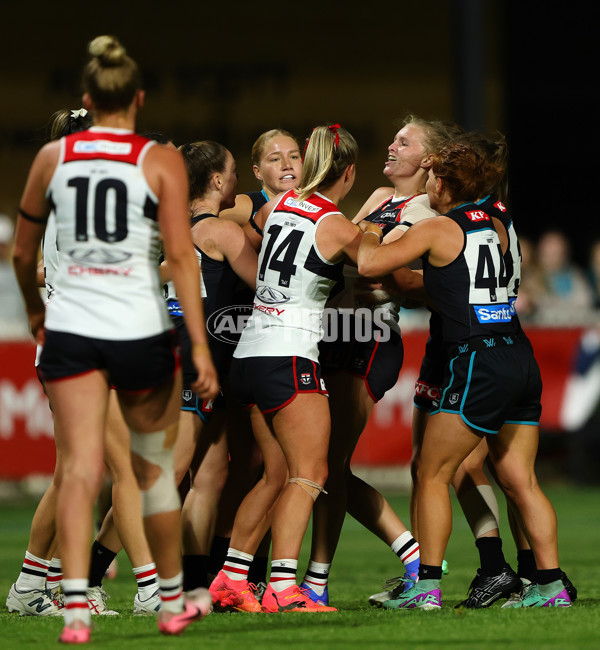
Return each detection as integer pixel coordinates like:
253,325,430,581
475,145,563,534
181,387,217,422
39,329,180,392
433,339,542,433
319,321,403,402
414,312,446,412
229,356,328,414
414,354,446,412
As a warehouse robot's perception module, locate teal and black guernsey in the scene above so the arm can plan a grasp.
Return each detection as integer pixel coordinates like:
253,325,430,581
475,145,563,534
422,201,522,347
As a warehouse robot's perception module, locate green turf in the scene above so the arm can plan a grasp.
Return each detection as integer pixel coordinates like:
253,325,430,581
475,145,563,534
1,484,598,649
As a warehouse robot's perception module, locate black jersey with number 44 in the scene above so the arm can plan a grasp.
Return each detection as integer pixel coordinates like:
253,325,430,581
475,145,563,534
423,202,521,345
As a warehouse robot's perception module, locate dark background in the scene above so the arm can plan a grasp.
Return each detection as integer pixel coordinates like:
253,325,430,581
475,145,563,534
0,0,595,267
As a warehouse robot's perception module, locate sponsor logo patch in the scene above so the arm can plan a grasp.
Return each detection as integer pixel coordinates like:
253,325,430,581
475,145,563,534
466,210,490,222
473,303,512,323
74,140,133,155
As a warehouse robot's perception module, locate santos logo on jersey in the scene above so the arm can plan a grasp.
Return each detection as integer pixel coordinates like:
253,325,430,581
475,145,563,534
473,303,512,323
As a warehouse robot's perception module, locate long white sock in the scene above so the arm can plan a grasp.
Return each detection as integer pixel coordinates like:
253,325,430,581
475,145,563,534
159,572,184,614
269,559,297,592
302,560,330,596
222,548,254,582
15,551,49,591
133,562,158,599
46,557,62,592
62,578,90,626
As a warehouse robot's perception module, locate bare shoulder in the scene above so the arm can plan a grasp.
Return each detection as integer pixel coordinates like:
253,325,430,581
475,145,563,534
353,186,394,223
220,194,254,224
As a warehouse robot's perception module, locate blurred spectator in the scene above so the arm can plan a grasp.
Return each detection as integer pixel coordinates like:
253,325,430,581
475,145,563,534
0,213,29,337
561,324,600,484
586,239,600,308
515,235,546,321
534,229,594,323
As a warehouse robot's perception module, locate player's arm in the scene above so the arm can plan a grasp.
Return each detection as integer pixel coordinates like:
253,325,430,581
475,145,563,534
219,193,254,225
12,142,58,344
357,218,435,277
201,219,258,290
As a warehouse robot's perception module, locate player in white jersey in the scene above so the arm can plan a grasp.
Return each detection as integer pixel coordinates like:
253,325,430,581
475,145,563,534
300,116,452,605
207,125,361,613
12,36,217,643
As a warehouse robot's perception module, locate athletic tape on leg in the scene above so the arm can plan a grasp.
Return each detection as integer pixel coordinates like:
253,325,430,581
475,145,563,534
130,429,180,517
459,484,500,538
288,477,328,502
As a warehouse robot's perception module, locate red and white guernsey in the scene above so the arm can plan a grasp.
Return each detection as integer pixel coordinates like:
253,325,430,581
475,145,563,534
44,127,171,340
234,190,344,361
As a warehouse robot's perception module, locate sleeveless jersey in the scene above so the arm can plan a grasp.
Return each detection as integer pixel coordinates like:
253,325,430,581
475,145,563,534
327,194,427,335
42,213,59,302
164,214,207,316
247,189,269,218
234,190,344,361
44,127,171,340
423,201,520,345
476,196,521,313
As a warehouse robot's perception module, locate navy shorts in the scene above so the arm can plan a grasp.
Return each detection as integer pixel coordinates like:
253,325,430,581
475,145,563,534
319,317,403,402
229,356,328,414
39,329,180,392
172,316,225,420
414,311,446,412
432,338,542,434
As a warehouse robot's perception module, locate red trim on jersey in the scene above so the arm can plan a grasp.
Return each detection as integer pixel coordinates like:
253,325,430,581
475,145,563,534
275,190,339,224
62,130,151,166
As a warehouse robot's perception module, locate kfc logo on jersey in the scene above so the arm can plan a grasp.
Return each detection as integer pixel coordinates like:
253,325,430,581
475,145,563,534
466,210,490,222
494,201,507,212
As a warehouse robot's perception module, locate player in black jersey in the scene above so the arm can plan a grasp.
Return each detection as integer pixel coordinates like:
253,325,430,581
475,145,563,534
161,141,259,600
221,129,302,225
357,141,571,609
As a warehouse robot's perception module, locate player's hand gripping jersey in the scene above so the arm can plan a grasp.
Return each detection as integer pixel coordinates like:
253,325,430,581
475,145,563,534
44,127,171,340
235,190,344,361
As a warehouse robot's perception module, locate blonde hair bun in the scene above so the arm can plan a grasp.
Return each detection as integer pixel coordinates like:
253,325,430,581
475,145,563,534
88,35,126,66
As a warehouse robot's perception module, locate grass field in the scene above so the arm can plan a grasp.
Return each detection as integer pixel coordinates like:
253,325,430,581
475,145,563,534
1,482,599,649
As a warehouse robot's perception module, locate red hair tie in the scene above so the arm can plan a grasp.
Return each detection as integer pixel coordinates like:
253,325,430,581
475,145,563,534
328,123,341,149
302,124,341,161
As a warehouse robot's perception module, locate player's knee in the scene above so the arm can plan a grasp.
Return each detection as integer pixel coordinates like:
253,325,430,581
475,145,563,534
289,476,328,502
130,429,180,516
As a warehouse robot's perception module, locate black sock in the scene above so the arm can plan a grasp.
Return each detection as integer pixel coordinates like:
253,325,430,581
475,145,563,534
182,554,210,591
418,564,442,580
208,536,230,577
475,537,506,575
88,541,116,588
537,568,561,586
248,555,269,585
516,549,537,581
